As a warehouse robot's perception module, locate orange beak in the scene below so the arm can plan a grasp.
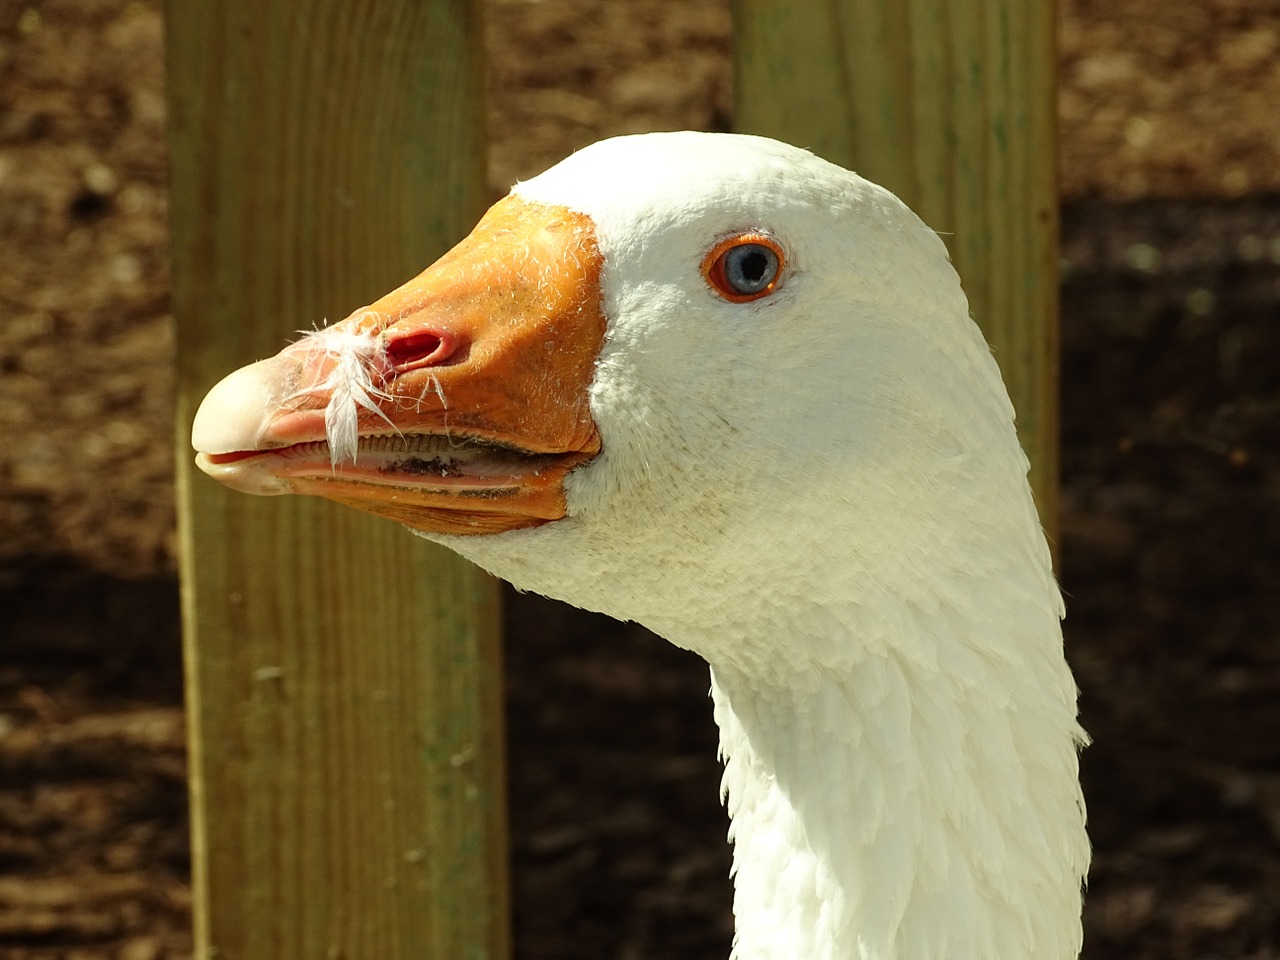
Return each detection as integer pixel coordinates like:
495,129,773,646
192,196,607,536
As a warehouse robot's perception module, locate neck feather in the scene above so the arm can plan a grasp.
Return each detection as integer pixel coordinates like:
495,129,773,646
706,575,1087,960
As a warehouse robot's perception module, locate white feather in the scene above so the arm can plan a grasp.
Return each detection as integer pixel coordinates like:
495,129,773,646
292,315,396,466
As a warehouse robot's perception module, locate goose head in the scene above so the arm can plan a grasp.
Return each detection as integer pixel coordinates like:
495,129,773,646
193,131,1048,666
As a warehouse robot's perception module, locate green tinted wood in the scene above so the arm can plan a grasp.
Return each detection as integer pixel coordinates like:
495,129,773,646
732,0,1059,536
166,2,508,957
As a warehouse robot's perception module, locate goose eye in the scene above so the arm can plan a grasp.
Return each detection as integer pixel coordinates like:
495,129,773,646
702,234,786,303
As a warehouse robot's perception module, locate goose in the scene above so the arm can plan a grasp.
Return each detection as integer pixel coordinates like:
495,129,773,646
191,131,1089,960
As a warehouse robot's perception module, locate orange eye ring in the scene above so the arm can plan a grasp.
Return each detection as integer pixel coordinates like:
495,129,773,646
701,233,787,303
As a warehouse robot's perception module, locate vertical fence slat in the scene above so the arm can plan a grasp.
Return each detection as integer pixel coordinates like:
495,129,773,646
166,2,509,958
732,0,1059,533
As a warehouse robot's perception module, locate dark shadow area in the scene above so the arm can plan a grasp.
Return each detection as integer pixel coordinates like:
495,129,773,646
504,588,734,959
1,558,183,704
0,560,189,956
1061,197,1280,958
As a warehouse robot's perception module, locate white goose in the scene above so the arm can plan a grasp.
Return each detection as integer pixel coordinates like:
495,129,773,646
193,132,1089,960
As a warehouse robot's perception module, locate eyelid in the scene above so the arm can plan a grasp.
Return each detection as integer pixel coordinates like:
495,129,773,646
701,232,787,303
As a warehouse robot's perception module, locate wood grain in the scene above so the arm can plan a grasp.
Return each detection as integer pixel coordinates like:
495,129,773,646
732,0,1060,536
166,2,509,958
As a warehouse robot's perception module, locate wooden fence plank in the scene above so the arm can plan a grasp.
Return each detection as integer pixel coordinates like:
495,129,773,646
732,0,1060,532
166,2,509,958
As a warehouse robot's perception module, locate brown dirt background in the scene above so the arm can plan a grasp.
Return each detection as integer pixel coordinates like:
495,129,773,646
2,0,1279,957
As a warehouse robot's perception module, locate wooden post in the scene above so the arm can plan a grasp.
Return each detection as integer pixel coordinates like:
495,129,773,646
732,0,1059,534
166,3,509,959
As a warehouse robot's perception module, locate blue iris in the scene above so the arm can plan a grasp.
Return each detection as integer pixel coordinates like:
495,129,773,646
722,243,779,295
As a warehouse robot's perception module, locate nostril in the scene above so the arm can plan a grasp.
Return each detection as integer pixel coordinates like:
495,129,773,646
386,330,457,370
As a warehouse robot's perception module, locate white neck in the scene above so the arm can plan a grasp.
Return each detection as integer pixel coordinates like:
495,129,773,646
447,389,1090,960
705,576,1087,960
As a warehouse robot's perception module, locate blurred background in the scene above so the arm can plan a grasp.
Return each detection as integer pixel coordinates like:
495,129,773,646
1,0,1278,957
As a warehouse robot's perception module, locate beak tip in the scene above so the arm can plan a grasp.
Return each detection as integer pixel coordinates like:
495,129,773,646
191,357,302,497
191,358,281,456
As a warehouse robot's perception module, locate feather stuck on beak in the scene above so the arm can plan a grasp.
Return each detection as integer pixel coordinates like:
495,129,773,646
287,317,398,468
